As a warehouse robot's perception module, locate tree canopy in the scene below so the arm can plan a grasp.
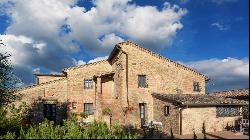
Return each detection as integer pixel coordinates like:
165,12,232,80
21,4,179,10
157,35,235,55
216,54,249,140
0,40,20,107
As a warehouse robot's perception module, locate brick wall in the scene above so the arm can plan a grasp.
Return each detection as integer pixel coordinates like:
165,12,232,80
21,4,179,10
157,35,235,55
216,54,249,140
181,107,241,135
65,60,113,121
15,78,68,124
14,41,208,129
113,41,206,127
153,97,180,135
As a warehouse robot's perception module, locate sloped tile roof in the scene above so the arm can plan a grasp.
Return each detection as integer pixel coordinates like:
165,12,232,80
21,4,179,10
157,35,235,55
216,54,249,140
152,93,248,106
208,88,249,98
13,78,67,92
63,60,107,71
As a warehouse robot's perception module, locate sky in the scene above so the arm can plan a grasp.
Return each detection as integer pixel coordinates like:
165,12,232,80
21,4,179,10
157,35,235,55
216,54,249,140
0,0,249,92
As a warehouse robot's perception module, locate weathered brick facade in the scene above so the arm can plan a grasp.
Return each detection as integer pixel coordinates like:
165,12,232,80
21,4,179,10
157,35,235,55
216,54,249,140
181,107,241,135
14,40,246,135
16,78,68,124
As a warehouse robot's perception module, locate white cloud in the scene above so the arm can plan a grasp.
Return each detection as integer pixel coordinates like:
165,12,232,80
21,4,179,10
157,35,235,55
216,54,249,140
185,57,249,92
211,22,229,31
88,56,109,63
99,33,124,49
72,56,108,66
67,0,187,53
32,68,40,74
50,71,63,75
73,59,86,66
0,0,187,84
0,34,74,84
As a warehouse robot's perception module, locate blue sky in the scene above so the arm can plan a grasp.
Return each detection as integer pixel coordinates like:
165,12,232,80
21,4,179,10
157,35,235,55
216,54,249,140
0,0,249,92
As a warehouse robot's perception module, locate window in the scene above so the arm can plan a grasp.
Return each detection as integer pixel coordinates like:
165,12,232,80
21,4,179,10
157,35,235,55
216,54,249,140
72,102,77,109
216,106,240,117
43,104,56,122
164,106,170,116
193,81,200,92
84,103,93,115
138,75,147,88
84,79,93,89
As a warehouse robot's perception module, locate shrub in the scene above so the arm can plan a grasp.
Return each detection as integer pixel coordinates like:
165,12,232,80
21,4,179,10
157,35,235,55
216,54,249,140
102,107,112,116
0,116,139,139
83,120,110,139
242,105,249,118
19,119,60,139
79,112,88,119
63,119,83,139
0,132,16,139
0,104,28,136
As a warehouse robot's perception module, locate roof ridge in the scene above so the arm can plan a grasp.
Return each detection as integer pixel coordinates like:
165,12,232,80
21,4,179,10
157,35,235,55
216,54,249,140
117,40,209,80
34,73,65,76
14,77,67,92
63,59,107,71
208,88,249,94
151,92,248,105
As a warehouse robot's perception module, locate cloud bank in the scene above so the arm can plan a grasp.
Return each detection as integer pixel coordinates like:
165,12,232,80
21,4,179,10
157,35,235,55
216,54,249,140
0,0,187,85
185,57,249,92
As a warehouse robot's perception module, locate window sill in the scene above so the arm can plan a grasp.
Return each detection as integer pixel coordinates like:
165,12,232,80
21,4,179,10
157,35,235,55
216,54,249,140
138,87,148,89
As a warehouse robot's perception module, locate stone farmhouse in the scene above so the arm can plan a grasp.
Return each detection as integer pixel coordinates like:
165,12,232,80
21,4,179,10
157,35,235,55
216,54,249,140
15,41,248,135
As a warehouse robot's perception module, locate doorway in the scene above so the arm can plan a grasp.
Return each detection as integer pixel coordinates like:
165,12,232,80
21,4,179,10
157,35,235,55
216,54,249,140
43,104,56,122
139,103,147,127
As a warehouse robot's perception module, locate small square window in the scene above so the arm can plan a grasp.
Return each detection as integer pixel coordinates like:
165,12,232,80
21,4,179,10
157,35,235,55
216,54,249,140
72,102,77,109
138,75,147,88
84,79,93,89
193,81,200,92
84,103,94,115
164,106,170,116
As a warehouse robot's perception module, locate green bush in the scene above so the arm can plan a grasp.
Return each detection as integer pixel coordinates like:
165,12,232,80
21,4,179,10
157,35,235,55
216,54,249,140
102,107,112,116
0,106,23,136
83,120,110,139
0,117,139,139
63,119,83,139
242,105,249,118
0,132,16,139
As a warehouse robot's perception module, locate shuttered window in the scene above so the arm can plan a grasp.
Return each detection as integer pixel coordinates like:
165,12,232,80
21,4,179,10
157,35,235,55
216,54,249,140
193,81,200,92
84,103,94,115
138,75,147,88
84,79,93,89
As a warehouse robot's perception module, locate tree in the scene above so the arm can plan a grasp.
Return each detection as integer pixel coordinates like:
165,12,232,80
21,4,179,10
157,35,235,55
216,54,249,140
242,105,249,119
0,40,20,107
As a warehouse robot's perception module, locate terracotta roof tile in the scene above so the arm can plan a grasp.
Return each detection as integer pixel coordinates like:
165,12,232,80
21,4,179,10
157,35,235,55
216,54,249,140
209,88,249,98
152,93,248,106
